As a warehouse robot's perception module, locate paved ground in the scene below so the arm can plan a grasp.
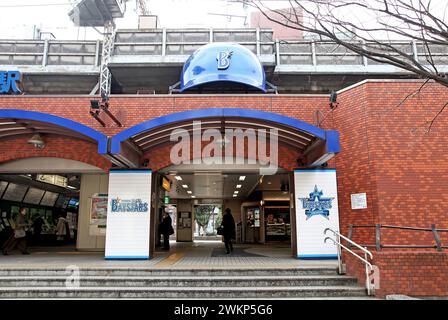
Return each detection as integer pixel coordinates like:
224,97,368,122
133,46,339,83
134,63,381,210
0,240,338,269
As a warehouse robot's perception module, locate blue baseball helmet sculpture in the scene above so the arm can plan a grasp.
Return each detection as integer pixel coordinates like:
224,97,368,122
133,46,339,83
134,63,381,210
180,42,266,92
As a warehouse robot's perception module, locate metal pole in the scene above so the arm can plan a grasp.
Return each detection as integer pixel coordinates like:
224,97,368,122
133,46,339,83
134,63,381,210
365,249,371,295
162,28,166,56
42,39,49,67
375,224,381,251
311,42,317,67
336,232,342,274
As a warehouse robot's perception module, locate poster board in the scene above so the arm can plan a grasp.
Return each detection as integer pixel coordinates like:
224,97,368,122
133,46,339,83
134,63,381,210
105,170,152,260
294,169,340,259
89,194,108,236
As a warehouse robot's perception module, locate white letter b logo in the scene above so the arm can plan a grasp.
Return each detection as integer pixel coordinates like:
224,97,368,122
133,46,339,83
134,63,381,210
217,51,232,70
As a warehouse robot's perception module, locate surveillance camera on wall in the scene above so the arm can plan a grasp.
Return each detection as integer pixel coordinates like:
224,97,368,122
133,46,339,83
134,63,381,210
27,134,45,149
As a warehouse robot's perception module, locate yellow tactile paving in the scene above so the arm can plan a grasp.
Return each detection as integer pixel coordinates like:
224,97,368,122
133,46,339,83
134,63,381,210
153,251,187,267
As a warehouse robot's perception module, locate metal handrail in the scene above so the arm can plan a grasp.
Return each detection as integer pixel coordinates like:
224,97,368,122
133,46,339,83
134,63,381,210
347,223,447,251
324,227,375,295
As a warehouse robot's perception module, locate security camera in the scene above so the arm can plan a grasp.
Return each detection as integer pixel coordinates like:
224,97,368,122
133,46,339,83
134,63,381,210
28,134,45,149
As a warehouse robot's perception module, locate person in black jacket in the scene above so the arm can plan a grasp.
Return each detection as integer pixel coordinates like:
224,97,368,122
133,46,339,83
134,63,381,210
159,210,173,250
222,208,236,254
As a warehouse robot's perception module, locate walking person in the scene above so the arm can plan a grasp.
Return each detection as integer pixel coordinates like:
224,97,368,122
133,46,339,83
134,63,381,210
32,216,44,246
55,215,67,245
160,209,173,250
222,208,236,255
2,207,30,255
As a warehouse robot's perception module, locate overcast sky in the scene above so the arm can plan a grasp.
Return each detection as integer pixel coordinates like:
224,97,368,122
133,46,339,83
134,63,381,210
0,0,447,40
0,0,254,40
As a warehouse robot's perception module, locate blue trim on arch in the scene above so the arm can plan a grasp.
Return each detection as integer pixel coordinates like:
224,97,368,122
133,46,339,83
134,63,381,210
110,108,330,154
0,109,108,154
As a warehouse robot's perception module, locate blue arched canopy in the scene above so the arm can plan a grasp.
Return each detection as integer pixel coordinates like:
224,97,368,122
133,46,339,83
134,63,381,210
110,108,340,168
0,109,108,154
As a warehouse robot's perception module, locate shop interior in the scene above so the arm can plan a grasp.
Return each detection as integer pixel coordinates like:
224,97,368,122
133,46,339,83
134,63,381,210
0,173,80,249
154,167,292,250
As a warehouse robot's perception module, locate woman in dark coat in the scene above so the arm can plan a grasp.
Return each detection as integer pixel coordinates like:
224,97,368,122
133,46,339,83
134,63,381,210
160,211,173,250
222,208,236,254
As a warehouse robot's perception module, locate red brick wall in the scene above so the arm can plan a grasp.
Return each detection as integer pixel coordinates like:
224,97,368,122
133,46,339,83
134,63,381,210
324,81,448,247
0,135,111,172
345,250,448,297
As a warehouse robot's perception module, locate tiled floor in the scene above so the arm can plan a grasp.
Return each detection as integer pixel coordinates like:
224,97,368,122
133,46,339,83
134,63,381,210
0,240,338,269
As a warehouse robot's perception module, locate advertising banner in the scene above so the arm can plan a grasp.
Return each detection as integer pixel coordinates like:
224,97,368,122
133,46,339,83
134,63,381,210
105,170,152,260
294,169,340,259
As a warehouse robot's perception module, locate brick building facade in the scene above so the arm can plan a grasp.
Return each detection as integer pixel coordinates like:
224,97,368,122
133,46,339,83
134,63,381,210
1,80,448,297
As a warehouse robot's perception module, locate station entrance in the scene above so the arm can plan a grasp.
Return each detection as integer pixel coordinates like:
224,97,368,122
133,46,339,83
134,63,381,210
152,164,294,255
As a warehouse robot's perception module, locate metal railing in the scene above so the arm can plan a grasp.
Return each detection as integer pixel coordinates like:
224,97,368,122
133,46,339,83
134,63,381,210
324,227,375,296
2,29,448,68
114,28,275,57
347,224,448,252
0,39,101,66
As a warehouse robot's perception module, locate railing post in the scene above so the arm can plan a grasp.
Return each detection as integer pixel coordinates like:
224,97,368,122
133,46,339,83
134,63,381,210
375,224,381,251
162,28,166,56
364,249,371,296
347,224,353,249
209,27,213,43
275,39,280,66
432,224,443,252
412,40,419,62
361,40,368,66
311,41,317,66
336,232,343,274
42,39,49,67
256,27,260,56
94,40,100,67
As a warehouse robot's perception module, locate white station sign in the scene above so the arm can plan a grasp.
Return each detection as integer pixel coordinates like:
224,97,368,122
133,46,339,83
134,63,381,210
105,170,152,260
294,169,340,259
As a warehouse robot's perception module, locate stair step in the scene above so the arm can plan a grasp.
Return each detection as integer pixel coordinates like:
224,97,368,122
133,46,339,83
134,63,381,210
0,286,367,298
0,267,338,277
0,275,358,287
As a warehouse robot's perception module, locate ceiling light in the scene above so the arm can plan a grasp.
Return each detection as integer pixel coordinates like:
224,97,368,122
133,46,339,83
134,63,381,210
191,195,196,198
175,176,182,181
234,190,239,194
187,190,192,194
239,176,246,181
236,184,242,189
67,185,77,190
182,184,188,188
233,194,237,197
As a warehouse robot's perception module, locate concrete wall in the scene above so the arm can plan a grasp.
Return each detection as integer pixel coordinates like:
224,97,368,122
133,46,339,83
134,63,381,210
77,173,109,251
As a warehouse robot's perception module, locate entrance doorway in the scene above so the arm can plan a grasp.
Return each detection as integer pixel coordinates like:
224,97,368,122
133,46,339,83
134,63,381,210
153,165,294,255
193,204,222,241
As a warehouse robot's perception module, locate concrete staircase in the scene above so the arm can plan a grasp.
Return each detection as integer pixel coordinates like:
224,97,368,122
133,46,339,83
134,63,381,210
0,266,368,299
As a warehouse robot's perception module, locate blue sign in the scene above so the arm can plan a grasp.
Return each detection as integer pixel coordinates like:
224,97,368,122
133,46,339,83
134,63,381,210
0,71,21,94
111,198,149,213
299,185,334,220
180,43,266,92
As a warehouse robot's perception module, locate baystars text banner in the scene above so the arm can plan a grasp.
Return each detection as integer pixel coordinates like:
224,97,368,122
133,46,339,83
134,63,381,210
105,170,152,259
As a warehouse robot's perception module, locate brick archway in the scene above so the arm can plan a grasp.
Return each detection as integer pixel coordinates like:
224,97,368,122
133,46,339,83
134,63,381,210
141,141,301,172
0,136,111,172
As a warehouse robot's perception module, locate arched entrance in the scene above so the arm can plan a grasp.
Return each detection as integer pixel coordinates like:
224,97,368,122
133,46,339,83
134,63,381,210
106,108,340,259
0,110,110,253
